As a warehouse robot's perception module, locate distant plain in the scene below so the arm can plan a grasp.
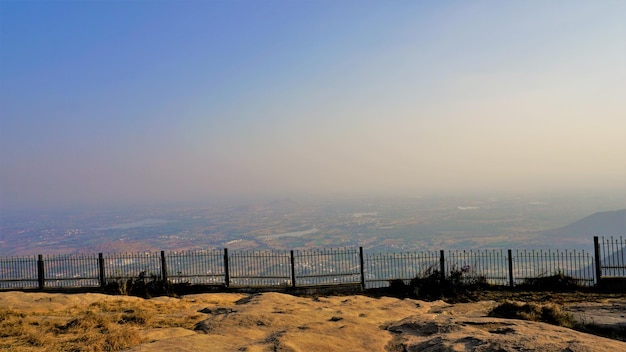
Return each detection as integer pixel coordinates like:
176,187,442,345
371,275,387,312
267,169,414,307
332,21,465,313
1,192,624,256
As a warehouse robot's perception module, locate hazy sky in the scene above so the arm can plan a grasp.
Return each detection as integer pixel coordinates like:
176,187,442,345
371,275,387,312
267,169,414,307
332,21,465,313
1,1,625,209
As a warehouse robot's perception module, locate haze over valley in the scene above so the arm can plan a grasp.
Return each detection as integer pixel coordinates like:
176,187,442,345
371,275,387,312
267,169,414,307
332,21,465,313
1,2,625,256
1,193,624,256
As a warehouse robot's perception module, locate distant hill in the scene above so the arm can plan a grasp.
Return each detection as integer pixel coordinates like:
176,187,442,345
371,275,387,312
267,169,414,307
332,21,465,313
544,209,626,240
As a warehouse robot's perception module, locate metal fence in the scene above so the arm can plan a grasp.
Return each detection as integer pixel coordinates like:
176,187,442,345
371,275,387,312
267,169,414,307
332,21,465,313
228,249,291,287
363,248,597,288
512,249,595,286
293,248,362,286
1,242,612,291
364,251,440,288
102,252,162,282
44,254,100,288
166,249,225,285
0,255,39,289
595,236,626,278
446,249,509,285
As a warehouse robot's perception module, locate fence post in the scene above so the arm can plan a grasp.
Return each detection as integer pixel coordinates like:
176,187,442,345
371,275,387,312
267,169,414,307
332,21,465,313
223,248,230,288
593,236,602,287
98,253,106,288
290,250,296,288
37,254,45,290
359,247,365,290
160,251,168,282
507,249,514,287
439,250,445,281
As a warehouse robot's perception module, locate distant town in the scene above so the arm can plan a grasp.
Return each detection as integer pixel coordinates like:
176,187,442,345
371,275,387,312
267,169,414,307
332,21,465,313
1,193,625,257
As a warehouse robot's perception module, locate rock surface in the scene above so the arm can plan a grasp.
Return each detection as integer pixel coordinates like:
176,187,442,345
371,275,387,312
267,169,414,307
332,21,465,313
1,291,625,351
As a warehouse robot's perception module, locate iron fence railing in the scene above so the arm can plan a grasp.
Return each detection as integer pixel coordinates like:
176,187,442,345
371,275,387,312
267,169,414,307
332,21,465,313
1,236,623,291
364,251,439,288
596,236,626,278
43,254,100,288
0,255,38,289
228,249,291,287
446,249,509,286
102,252,163,283
294,248,361,286
166,249,225,285
512,249,596,286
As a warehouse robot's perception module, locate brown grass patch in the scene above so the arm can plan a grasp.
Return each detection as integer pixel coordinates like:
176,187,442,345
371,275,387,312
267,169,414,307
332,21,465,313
0,296,205,351
488,301,575,328
0,308,56,351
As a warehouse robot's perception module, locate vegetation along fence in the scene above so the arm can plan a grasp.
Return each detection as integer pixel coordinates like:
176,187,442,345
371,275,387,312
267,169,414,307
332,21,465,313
0,236,623,291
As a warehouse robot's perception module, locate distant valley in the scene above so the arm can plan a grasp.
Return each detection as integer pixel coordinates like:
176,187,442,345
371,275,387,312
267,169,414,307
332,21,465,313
1,195,625,256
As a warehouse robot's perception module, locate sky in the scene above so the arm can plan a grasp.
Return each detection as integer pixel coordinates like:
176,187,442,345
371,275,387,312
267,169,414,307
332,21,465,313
1,1,625,210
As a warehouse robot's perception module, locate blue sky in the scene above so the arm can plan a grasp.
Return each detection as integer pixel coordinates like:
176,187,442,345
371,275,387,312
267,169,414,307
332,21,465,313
1,1,625,209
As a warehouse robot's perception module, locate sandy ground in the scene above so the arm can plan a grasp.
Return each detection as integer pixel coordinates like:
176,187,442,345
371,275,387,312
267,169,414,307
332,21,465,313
1,291,625,351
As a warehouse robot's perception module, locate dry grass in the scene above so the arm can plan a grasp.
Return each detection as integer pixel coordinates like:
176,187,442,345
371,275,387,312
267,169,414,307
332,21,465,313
487,298,626,342
488,301,575,328
473,290,625,305
56,312,144,352
1,308,57,351
0,297,205,352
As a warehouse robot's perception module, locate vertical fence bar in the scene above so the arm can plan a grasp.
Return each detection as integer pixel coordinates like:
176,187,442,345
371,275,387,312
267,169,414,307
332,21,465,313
621,236,626,277
223,248,230,287
290,250,296,288
359,246,365,290
439,250,445,280
98,253,105,287
593,236,602,286
37,254,45,290
160,251,168,282
507,249,514,287
608,237,613,275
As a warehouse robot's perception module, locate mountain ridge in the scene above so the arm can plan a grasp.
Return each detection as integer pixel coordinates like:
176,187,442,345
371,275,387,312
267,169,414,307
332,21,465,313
543,209,626,240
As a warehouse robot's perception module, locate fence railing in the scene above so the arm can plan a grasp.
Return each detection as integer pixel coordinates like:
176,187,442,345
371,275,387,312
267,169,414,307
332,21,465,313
595,235,626,279
3,237,622,291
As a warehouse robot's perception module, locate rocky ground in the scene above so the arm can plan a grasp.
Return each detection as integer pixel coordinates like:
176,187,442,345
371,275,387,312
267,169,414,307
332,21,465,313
1,290,624,351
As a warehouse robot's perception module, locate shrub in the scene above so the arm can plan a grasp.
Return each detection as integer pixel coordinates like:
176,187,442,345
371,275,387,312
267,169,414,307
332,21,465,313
386,266,490,302
518,271,583,292
103,271,171,298
489,301,575,328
